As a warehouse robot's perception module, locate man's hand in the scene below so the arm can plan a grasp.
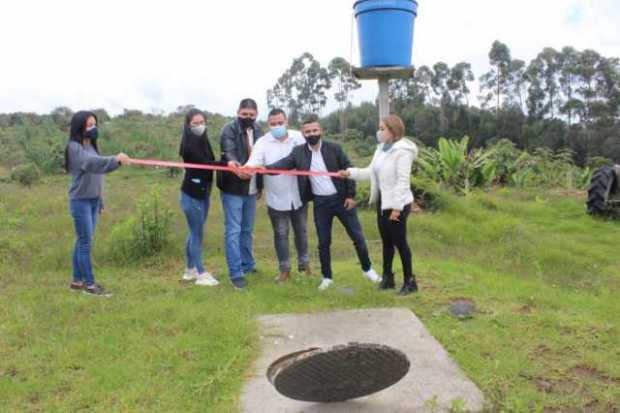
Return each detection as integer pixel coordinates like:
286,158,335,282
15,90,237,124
338,170,351,178
344,198,357,210
237,164,255,180
228,161,244,178
389,209,401,222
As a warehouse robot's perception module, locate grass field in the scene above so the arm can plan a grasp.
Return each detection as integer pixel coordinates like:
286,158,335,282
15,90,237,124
1,168,619,412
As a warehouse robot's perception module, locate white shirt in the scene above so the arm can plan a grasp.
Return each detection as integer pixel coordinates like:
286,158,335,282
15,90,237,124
246,130,306,211
309,142,338,196
245,128,258,195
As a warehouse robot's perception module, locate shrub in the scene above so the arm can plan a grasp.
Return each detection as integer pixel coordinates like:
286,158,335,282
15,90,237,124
10,163,41,186
108,187,173,263
417,136,497,194
411,177,450,212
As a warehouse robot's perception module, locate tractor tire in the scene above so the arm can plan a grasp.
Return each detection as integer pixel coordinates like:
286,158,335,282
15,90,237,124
587,166,617,216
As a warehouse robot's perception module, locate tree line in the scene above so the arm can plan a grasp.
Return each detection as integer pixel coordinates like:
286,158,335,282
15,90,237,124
267,43,620,165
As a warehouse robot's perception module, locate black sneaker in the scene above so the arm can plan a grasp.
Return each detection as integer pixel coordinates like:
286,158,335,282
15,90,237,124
231,278,247,290
399,280,418,296
378,274,396,290
70,281,85,291
83,284,113,297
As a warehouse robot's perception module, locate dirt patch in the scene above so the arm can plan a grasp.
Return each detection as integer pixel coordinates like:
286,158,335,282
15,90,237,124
571,364,620,385
533,377,579,395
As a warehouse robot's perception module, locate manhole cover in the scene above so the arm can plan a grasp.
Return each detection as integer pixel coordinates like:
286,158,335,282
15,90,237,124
267,343,410,403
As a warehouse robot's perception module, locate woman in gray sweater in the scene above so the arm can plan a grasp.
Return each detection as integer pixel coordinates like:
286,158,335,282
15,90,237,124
64,111,129,296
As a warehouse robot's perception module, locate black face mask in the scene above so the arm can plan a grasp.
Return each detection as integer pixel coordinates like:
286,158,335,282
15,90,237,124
305,134,321,146
239,117,255,129
84,127,99,141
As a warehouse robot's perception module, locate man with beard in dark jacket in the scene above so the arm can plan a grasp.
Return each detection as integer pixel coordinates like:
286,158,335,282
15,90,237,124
265,115,381,291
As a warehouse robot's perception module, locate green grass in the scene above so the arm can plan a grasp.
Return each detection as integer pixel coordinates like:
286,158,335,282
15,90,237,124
1,169,619,412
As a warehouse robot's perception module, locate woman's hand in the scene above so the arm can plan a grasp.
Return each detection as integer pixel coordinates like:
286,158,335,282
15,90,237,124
389,209,401,222
338,170,351,178
116,153,130,164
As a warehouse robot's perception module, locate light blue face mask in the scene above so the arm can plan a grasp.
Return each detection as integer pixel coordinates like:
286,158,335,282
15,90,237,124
271,125,288,140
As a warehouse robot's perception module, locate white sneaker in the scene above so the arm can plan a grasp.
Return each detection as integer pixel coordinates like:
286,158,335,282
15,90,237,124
364,268,381,283
318,278,334,291
182,268,198,281
195,272,220,287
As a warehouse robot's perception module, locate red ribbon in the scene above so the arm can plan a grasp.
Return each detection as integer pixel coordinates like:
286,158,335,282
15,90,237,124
127,158,343,178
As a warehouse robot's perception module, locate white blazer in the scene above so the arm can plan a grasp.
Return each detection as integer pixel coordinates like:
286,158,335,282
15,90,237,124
347,138,418,211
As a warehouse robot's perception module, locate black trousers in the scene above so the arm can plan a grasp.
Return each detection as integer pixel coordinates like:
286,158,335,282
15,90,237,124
314,194,372,279
377,201,413,282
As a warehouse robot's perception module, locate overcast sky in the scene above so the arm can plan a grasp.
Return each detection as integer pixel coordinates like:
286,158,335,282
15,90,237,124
0,0,618,118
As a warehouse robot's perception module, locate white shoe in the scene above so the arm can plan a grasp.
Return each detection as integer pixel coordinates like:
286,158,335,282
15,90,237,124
318,278,334,291
182,268,198,281
364,268,381,283
195,272,220,287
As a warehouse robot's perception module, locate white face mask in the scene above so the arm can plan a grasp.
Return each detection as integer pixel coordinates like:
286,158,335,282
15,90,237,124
376,130,386,143
377,130,393,144
191,125,206,136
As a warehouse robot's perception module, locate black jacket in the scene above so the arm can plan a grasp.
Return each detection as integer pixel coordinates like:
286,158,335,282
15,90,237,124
216,119,264,195
267,140,355,203
180,130,223,200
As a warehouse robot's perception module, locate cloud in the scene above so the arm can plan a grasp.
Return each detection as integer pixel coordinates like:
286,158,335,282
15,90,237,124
0,0,618,117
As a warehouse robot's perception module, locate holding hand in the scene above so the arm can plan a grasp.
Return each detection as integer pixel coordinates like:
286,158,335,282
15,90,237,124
116,153,131,165
237,164,255,180
344,198,357,210
338,170,351,178
389,210,401,222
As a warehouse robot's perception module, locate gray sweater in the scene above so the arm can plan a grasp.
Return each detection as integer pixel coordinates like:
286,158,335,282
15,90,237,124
67,141,120,200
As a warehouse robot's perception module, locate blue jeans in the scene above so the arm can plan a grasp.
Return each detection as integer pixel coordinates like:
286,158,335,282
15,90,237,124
267,205,310,273
70,198,100,286
180,191,211,274
221,193,257,280
313,194,372,279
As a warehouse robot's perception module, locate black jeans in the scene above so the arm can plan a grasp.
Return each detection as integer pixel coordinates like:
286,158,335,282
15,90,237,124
313,194,372,279
377,202,413,282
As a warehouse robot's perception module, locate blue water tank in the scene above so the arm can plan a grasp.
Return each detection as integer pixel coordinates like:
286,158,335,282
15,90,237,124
354,0,418,68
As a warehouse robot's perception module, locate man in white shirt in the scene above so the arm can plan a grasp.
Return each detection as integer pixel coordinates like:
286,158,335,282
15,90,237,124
244,109,311,282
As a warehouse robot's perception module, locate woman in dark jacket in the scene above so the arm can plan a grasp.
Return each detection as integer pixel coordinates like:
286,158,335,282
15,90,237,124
65,111,129,296
179,109,224,286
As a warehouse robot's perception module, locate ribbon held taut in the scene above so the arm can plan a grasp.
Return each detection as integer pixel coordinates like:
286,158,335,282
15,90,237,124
126,158,343,178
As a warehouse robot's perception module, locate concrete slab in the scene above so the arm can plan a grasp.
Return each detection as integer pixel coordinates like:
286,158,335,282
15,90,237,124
241,308,485,413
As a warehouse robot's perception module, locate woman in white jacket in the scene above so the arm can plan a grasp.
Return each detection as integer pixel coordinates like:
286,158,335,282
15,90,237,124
339,115,419,295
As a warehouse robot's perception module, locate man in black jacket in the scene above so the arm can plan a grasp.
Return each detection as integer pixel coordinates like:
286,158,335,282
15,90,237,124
266,115,381,290
217,99,264,289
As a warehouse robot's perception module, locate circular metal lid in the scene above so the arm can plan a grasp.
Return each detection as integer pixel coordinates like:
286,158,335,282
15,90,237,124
267,343,410,403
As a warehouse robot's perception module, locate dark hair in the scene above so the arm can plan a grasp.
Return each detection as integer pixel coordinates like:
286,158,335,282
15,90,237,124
64,111,99,173
268,108,287,119
184,108,207,128
238,98,258,111
179,108,208,157
301,114,320,126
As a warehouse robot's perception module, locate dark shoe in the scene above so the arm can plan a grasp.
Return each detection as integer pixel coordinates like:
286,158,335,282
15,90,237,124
231,277,247,290
399,279,418,296
299,264,314,277
70,281,85,291
378,274,396,290
83,284,113,297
